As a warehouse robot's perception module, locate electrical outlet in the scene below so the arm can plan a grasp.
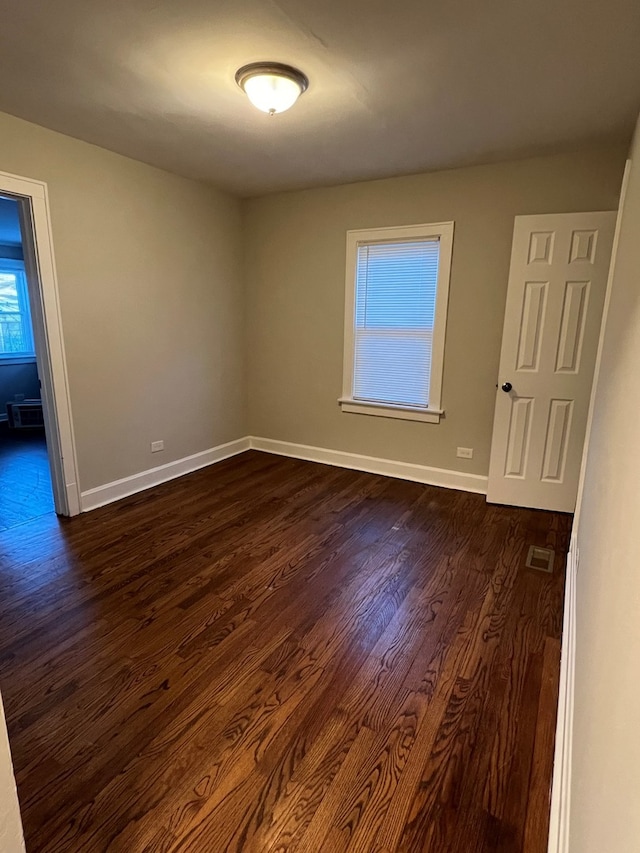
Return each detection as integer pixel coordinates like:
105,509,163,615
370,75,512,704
151,440,164,453
457,447,473,459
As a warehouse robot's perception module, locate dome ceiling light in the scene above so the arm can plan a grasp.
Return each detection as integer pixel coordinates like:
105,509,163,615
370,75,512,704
235,62,309,115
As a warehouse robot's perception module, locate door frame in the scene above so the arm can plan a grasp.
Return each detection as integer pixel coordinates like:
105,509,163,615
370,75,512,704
0,170,80,516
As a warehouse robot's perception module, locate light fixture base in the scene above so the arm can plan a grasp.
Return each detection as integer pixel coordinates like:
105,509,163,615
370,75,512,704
235,62,309,93
235,62,309,114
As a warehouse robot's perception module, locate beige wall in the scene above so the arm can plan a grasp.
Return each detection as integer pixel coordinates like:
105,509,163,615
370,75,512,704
243,147,626,475
570,120,640,852
0,696,24,852
0,110,245,491
0,110,626,489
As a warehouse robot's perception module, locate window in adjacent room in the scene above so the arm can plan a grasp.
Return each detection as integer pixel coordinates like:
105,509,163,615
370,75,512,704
0,259,35,361
340,221,454,423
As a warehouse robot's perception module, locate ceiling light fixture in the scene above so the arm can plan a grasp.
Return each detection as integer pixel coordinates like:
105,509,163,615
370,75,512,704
235,62,308,115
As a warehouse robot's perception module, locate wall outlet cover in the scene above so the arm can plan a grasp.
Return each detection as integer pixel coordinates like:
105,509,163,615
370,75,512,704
151,440,164,453
457,447,473,459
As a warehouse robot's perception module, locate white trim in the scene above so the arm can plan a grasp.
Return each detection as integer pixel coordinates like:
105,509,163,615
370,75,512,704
341,221,454,419
338,398,443,423
0,258,24,271
0,356,37,365
0,170,81,516
249,436,487,493
80,433,487,513
80,437,250,511
547,539,577,853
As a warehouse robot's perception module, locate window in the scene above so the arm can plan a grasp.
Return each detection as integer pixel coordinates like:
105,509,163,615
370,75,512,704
0,259,35,361
340,222,454,423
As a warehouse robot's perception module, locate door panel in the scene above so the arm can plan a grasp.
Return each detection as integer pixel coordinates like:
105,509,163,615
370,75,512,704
555,280,589,372
487,212,616,512
516,281,547,370
541,399,573,482
504,397,534,478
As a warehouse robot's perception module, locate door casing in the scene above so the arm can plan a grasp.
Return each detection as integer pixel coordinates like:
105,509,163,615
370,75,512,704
0,170,80,516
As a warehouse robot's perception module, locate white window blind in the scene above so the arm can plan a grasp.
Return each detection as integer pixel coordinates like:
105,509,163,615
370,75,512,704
353,239,440,408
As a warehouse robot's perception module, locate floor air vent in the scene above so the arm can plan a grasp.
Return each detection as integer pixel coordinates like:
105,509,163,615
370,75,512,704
525,545,555,573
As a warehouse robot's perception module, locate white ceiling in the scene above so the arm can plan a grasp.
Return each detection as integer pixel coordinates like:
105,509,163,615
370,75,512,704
0,0,638,196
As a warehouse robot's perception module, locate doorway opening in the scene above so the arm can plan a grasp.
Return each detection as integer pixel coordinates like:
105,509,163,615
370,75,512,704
0,196,53,528
0,171,80,519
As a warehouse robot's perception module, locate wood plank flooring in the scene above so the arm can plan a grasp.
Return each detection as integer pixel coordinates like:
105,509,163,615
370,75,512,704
0,426,53,530
0,451,571,852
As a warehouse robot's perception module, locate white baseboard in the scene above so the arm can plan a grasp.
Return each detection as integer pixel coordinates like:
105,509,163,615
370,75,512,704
80,434,488,513
248,436,488,494
547,539,577,853
80,437,251,512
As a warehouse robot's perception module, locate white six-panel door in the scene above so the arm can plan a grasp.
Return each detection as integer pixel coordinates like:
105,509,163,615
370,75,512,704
487,212,616,513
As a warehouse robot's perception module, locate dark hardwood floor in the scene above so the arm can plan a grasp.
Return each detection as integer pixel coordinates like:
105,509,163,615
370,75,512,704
0,451,571,852
0,425,53,530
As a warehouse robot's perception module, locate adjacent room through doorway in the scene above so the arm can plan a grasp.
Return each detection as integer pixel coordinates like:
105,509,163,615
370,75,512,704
0,196,53,530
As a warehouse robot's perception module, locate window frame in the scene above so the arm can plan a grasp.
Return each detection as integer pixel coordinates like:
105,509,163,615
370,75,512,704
0,257,36,362
340,221,454,424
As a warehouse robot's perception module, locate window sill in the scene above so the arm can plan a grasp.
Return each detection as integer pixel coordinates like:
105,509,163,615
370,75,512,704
338,398,443,423
0,356,37,366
